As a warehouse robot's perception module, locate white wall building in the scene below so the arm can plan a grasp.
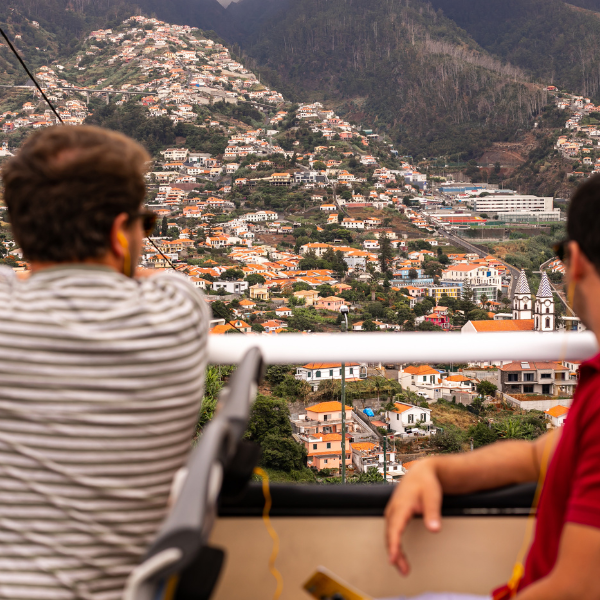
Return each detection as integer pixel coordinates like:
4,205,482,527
473,195,554,214
385,402,434,437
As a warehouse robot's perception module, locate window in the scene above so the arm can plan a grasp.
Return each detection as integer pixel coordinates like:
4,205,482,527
329,370,334,377
542,384,551,395
315,370,321,378
313,444,317,450
408,414,414,424
324,415,328,421
396,413,399,420
420,414,426,422
324,459,328,464
545,317,551,329
326,442,331,449
524,385,534,393
541,373,552,379
349,368,354,374
524,373,534,382
508,373,519,382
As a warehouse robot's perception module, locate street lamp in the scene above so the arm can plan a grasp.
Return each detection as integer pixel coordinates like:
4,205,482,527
340,305,349,483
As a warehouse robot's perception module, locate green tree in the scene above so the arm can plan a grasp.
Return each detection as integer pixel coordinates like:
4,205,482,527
246,274,266,286
160,216,168,237
197,365,235,432
266,365,292,387
353,467,385,483
494,418,537,440
210,300,233,321
261,433,307,471
408,268,418,281
362,319,379,331
468,423,499,448
477,380,498,397
467,309,491,321
378,234,393,273
432,429,463,453
245,395,294,444
274,375,311,400
222,268,245,280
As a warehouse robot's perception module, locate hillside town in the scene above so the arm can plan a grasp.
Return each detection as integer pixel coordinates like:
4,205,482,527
0,14,580,482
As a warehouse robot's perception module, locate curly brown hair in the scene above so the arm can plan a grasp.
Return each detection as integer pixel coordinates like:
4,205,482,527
1,125,150,262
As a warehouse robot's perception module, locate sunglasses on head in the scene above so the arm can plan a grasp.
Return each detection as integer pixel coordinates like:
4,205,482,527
130,210,158,237
553,239,569,262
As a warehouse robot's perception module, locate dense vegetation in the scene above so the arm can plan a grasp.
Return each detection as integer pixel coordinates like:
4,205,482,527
429,0,600,100
239,0,550,159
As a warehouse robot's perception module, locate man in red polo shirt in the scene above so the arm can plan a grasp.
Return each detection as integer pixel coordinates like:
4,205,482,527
385,175,600,599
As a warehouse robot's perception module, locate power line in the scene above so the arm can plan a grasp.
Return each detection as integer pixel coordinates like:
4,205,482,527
0,27,64,124
2,27,245,334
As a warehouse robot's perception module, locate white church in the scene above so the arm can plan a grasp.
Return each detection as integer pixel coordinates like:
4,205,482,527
512,269,555,332
463,270,556,333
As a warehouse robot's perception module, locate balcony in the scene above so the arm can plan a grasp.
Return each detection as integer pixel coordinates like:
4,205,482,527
205,331,597,599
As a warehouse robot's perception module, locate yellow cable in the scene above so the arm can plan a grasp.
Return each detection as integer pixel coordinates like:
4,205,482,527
254,467,284,600
504,434,555,597
162,575,179,600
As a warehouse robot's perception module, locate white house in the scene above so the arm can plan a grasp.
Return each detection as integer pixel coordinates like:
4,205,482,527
545,405,569,428
386,402,434,437
295,362,367,390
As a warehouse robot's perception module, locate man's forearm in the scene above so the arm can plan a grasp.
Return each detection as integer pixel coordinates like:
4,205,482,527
430,438,541,495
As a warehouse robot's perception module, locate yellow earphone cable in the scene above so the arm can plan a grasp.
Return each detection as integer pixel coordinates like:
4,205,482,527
253,467,284,600
502,434,555,597
117,231,132,278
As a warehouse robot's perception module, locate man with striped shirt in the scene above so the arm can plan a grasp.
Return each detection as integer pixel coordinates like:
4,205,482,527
0,126,210,600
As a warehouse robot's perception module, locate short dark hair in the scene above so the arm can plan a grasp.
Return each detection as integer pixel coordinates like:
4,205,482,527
1,125,150,262
568,174,600,272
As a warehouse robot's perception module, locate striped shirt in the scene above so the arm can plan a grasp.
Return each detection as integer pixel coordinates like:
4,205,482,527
0,265,209,600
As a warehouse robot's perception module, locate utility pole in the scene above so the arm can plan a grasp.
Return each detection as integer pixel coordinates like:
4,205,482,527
340,305,349,484
383,434,387,482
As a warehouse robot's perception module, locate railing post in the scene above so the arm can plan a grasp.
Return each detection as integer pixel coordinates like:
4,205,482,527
340,307,349,484
341,360,346,484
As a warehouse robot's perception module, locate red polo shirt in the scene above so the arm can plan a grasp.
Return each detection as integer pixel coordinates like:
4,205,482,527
519,352,600,590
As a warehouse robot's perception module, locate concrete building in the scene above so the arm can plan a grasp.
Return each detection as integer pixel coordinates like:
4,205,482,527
472,195,554,214
499,361,576,396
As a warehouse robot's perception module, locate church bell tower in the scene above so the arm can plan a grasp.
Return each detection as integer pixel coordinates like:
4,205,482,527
513,270,532,320
535,271,555,332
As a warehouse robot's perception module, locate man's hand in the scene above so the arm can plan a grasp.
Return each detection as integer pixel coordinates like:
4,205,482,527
385,458,442,575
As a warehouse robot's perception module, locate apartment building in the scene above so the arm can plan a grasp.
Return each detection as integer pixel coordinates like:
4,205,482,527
500,361,577,396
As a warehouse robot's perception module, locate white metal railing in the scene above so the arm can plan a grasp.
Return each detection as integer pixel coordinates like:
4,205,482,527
207,331,598,365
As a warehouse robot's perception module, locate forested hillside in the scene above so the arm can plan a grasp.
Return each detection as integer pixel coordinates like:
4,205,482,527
1,0,240,48
428,0,600,99
238,0,549,159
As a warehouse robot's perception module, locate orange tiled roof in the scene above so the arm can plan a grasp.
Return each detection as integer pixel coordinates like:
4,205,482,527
351,442,377,452
403,365,440,376
306,401,351,413
545,405,570,418
446,375,472,382
470,320,535,332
